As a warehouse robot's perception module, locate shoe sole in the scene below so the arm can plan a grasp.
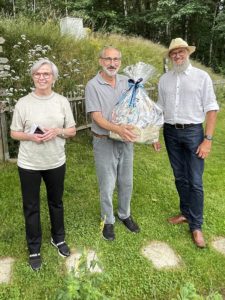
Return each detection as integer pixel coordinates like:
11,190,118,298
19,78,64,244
168,219,188,225
30,264,41,271
102,234,115,241
51,240,69,258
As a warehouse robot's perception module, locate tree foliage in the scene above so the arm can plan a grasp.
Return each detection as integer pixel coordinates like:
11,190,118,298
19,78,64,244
0,0,224,74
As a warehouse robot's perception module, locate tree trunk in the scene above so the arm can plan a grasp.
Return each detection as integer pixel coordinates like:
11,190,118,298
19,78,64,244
65,0,68,16
12,0,16,17
123,0,127,17
184,16,188,41
33,0,36,13
209,1,220,65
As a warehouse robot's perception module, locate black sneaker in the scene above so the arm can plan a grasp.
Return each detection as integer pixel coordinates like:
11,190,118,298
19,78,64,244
51,238,70,257
102,224,115,241
118,215,140,233
29,253,41,271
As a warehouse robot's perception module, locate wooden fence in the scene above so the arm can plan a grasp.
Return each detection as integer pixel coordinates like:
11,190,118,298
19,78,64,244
0,36,10,161
66,92,91,131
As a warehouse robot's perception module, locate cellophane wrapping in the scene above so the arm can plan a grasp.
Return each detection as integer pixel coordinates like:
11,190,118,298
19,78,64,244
110,62,164,144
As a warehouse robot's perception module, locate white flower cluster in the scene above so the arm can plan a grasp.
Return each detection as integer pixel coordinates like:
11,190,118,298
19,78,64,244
1,34,82,111
61,58,81,79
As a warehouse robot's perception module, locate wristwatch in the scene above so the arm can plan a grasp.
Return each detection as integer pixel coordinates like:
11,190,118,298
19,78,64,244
204,135,213,141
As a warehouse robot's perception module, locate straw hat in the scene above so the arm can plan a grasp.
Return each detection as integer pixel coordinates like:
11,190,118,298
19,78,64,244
165,38,196,57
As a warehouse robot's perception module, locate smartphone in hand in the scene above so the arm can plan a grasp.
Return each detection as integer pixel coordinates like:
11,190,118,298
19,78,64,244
34,126,44,134
30,124,45,135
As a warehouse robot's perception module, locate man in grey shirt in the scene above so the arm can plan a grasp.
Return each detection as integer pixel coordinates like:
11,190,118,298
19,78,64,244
85,46,140,241
154,38,219,248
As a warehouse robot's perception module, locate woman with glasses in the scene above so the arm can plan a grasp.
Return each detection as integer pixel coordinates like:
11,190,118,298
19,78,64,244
10,59,76,270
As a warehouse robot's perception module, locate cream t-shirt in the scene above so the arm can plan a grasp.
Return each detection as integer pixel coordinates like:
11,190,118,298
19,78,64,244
10,92,76,170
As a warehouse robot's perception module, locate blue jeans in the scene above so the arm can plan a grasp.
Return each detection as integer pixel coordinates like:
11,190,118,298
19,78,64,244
163,124,204,231
93,136,133,224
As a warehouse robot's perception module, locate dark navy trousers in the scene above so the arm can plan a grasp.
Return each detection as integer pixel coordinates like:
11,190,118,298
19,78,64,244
163,124,204,231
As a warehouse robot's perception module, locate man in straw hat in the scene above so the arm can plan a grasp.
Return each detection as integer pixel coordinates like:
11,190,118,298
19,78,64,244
154,38,219,248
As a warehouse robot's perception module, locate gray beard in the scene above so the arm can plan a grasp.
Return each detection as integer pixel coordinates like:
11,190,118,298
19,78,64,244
102,66,117,77
172,59,190,73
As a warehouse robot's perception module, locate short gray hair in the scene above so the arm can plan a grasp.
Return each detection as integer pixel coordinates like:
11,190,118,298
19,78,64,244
30,59,59,80
99,46,122,58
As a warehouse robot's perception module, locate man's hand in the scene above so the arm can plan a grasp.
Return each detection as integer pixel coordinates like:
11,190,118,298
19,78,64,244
117,124,137,142
152,141,161,152
196,140,212,159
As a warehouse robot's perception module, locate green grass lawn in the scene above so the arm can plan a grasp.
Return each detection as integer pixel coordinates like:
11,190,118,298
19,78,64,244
0,107,225,299
0,16,225,300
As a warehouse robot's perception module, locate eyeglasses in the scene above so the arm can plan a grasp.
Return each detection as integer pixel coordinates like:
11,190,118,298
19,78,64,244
33,72,53,79
170,49,187,58
101,57,121,63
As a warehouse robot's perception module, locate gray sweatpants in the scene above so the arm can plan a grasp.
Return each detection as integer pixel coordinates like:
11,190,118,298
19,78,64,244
93,136,133,224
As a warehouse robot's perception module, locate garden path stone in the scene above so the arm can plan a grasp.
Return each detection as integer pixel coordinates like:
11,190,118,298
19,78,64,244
211,237,225,255
141,241,182,269
0,257,15,284
65,249,102,275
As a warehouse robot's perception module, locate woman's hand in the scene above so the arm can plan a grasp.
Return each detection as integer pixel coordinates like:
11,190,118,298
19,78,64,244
10,130,44,144
11,127,76,144
38,128,60,142
29,133,45,144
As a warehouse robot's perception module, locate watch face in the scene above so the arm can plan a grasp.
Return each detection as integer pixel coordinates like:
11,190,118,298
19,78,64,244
204,135,213,140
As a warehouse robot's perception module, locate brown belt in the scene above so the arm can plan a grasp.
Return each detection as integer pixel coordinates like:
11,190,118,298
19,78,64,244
92,132,109,138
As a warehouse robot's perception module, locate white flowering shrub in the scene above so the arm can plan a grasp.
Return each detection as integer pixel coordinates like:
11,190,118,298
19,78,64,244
1,34,84,112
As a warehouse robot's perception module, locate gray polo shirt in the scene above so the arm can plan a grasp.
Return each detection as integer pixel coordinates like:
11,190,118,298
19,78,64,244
85,72,129,135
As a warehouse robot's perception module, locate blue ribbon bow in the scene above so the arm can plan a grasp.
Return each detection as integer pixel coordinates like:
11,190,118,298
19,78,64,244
128,78,144,107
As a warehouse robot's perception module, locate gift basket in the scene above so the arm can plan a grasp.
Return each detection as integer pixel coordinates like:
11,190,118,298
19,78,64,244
110,62,164,144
